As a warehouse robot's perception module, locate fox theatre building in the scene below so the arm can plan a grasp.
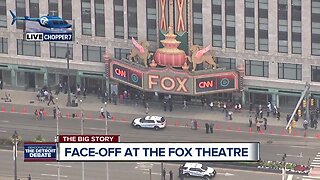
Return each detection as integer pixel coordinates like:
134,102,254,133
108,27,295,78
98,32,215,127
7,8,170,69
104,27,244,104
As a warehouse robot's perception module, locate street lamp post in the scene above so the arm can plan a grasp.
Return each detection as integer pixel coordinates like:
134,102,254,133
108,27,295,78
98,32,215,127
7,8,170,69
55,97,61,180
65,50,72,107
80,99,85,180
12,131,18,180
104,102,109,180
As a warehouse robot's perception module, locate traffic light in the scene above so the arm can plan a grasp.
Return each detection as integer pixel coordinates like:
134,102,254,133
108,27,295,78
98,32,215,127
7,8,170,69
311,98,315,106
298,109,302,117
303,99,307,108
291,120,296,128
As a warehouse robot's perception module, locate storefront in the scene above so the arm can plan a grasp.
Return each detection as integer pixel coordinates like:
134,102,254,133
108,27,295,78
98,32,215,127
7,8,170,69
79,71,105,94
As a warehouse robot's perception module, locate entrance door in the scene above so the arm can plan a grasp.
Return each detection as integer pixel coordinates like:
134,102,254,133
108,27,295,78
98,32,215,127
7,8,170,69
25,72,35,89
250,92,271,106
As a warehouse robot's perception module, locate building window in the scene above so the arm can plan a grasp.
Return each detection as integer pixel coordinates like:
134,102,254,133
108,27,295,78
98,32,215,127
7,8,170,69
16,0,26,29
311,65,320,82
146,0,157,41
0,0,6,28
81,0,91,36
245,60,269,77
48,0,58,16
212,0,222,47
17,39,41,57
62,0,72,20
216,57,236,70
0,37,8,54
258,0,268,51
278,0,288,53
95,0,105,37
278,63,302,80
82,45,105,62
50,43,73,59
292,0,301,54
29,0,39,18
245,0,255,50
114,0,124,39
114,48,130,59
225,0,236,49
127,0,137,39
193,0,203,45
312,0,320,55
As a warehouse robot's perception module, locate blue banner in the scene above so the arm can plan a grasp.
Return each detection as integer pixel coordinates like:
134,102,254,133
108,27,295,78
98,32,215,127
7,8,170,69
24,143,57,162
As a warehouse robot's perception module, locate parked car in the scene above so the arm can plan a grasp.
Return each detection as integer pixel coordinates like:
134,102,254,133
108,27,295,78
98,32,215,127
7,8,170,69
132,115,166,130
180,162,216,179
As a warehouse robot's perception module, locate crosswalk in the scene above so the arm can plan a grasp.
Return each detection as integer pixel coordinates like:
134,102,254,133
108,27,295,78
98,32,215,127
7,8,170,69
303,152,320,180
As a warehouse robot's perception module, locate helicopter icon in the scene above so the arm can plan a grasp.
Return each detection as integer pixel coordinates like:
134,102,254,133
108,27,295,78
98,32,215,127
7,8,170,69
9,10,72,29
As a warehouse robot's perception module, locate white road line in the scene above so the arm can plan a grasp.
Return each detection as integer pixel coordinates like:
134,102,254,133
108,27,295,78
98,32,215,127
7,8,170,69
276,153,302,157
287,174,293,180
0,130,7,132
311,162,320,165
45,164,72,168
85,127,105,131
41,174,68,178
1,120,8,123
142,172,161,175
289,146,319,150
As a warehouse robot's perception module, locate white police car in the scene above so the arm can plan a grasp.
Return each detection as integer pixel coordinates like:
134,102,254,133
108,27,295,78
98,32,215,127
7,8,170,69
180,163,216,179
132,115,166,130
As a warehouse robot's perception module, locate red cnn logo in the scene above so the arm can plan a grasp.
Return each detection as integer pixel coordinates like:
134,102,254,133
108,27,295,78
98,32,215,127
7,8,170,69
198,81,214,88
115,68,126,77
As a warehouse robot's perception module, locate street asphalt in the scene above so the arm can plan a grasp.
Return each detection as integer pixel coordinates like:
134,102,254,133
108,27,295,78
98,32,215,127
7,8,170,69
0,111,319,165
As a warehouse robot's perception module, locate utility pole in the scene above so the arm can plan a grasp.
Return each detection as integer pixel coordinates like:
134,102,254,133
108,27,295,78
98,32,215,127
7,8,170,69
80,99,85,180
66,49,72,106
282,153,287,180
105,102,109,180
12,131,18,180
161,162,164,180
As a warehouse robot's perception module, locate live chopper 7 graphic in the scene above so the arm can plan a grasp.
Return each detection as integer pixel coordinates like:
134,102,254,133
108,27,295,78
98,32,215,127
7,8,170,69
10,10,73,41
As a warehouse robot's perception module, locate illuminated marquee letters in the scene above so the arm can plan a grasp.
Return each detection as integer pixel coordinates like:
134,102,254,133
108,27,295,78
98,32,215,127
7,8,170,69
198,81,214,89
148,74,189,93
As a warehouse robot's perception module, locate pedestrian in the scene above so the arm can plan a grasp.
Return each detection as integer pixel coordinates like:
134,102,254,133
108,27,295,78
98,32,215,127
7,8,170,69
194,120,198,130
249,116,252,127
163,168,166,180
263,118,267,130
205,123,209,133
210,122,214,133
169,170,173,180
256,121,261,132
223,102,227,113
225,109,228,118
39,108,44,120
315,120,318,130
178,165,183,177
100,107,105,118
259,110,263,119
34,109,38,120
53,107,57,119
0,79,2,90
183,99,187,109
249,102,253,112
277,111,280,120
228,111,233,120
47,94,55,106
209,101,214,111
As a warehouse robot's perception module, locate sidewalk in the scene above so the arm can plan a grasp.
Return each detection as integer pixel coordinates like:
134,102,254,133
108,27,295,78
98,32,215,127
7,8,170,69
0,89,311,129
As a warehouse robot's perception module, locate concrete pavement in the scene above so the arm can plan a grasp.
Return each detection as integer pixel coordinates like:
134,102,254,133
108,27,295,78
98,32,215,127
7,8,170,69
0,89,312,129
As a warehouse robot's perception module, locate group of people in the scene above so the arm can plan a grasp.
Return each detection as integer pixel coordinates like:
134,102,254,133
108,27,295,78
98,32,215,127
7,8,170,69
162,168,174,180
249,115,268,131
36,88,55,106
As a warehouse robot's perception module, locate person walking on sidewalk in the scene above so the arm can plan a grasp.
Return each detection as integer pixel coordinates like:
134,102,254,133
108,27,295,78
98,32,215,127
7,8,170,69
210,122,214,133
34,109,39,121
100,107,105,118
47,94,55,106
256,121,261,132
249,116,253,127
209,101,214,111
228,111,233,120
223,102,227,113
169,170,173,180
263,118,268,130
205,123,210,133
183,99,187,109
162,168,166,180
53,107,57,119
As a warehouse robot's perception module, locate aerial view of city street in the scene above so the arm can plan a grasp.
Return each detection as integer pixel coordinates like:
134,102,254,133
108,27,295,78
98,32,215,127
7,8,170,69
0,0,320,179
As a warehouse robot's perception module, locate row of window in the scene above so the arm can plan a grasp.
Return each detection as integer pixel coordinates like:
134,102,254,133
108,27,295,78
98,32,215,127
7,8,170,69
1,37,320,82
245,60,320,82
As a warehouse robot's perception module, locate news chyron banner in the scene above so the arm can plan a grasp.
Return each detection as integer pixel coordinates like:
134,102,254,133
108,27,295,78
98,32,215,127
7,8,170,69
24,135,260,162
24,142,57,162
24,20,74,42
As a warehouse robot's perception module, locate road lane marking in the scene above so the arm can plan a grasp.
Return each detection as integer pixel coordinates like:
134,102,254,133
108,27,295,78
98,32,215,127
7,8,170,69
0,130,7,132
85,127,105,131
216,172,234,176
289,146,319,150
276,153,302,158
41,174,68,178
142,172,161,175
45,164,72,168
287,174,293,180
